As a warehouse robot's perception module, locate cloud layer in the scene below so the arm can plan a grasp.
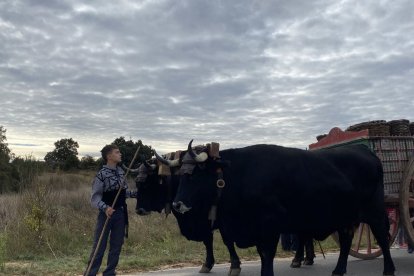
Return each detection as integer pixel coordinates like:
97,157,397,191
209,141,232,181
1,0,413,158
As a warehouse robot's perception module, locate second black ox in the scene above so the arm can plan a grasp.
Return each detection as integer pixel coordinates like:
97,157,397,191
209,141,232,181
169,141,395,276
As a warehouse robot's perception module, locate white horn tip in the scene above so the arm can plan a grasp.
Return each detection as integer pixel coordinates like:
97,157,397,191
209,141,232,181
195,152,208,163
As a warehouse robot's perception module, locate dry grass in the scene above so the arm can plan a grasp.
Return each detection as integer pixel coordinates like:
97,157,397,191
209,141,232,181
0,193,20,230
0,171,339,275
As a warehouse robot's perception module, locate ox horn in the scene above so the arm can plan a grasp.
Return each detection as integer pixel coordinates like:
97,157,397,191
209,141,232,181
122,163,141,173
154,151,180,167
187,140,208,163
143,160,157,170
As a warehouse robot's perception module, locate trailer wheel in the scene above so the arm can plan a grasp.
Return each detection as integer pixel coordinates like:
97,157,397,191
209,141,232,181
331,207,399,259
399,154,414,247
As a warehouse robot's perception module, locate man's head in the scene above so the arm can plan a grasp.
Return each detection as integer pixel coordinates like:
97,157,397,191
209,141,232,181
101,144,122,164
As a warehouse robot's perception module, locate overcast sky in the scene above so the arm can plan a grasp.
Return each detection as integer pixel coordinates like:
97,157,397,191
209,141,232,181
1,0,413,159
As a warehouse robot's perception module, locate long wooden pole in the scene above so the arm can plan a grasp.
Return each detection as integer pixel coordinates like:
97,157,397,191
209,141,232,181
84,146,141,276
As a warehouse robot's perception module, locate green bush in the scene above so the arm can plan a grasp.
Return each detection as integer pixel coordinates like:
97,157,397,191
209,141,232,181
12,156,45,191
0,126,20,193
0,232,6,271
0,156,20,193
79,155,98,170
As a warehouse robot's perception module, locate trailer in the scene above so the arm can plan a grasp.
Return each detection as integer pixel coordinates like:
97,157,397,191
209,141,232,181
309,126,414,259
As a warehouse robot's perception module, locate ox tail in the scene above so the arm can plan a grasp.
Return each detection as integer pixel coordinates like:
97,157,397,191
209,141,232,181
371,157,392,243
362,153,388,226
384,209,391,243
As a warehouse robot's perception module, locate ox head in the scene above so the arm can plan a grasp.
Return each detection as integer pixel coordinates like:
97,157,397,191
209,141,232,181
135,159,167,216
170,140,228,215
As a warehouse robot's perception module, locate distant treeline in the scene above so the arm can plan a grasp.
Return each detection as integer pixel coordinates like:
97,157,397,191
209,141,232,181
0,125,153,193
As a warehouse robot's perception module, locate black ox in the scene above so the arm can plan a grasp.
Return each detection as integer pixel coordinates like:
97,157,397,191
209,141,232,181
133,157,242,275
158,141,395,276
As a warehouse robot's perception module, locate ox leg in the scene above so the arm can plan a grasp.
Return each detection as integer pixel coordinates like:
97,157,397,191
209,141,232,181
135,197,139,213
304,239,315,265
332,228,353,276
219,229,241,275
199,232,215,273
369,215,395,276
290,236,304,268
256,236,278,276
225,241,241,276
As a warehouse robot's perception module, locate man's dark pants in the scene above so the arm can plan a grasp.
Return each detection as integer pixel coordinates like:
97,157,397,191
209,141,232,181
87,207,125,276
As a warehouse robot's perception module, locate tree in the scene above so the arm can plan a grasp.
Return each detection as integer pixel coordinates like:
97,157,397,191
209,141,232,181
12,155,45,190
44,138,80,170
0,126,11,163
0,126,19,193
112,137,153,166
79,155,98,170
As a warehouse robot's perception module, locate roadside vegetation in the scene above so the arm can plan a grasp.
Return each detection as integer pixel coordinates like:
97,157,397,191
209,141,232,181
0,167,339,275
0,125,339,275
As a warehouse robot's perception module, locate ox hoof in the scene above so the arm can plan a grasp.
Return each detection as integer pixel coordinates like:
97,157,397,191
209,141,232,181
383,273,395,276
303,258,314,266
199,264,213,273
331,274,344,276
290,258,302,268
228,267,241,276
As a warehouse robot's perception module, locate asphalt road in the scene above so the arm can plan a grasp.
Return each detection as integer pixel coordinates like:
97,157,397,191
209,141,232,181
124,249,413,276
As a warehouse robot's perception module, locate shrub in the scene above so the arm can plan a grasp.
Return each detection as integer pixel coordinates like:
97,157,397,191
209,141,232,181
79,155,98,170
12,155,45,191
0,232,6,271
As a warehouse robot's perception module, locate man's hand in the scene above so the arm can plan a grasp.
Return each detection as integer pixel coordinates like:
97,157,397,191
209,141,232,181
105,207,115,218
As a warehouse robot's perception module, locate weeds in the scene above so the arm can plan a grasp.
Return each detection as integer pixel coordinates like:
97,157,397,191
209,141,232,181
0,164,340,275
0,232,5,271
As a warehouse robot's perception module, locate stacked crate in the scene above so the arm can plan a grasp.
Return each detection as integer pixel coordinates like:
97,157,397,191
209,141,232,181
309,127,414,196
368,137,414,195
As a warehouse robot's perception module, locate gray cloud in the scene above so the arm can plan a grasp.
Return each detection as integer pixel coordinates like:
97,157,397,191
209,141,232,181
1,0,413,158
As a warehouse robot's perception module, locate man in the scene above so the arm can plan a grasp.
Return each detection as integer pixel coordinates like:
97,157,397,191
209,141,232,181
86,144,136,276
